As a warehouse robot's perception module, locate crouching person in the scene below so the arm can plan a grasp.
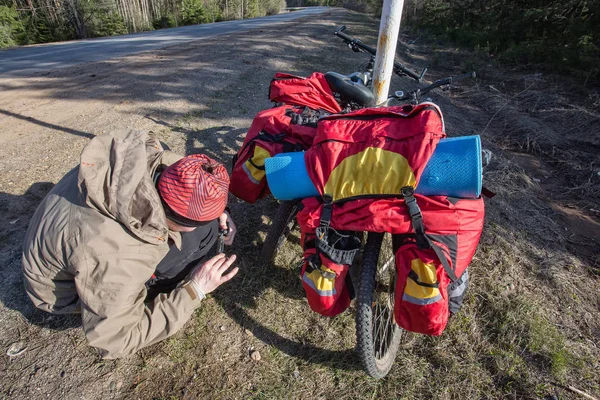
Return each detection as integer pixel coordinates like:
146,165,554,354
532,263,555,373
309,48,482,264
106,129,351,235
22,129,238,359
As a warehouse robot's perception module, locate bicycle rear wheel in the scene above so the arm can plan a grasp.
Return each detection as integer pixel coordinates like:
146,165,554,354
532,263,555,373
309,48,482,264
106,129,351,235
261,200,299,262
355,232,403,379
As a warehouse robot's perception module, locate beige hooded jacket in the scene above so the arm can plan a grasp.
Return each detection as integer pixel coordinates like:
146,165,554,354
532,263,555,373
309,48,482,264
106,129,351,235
22,129,203,359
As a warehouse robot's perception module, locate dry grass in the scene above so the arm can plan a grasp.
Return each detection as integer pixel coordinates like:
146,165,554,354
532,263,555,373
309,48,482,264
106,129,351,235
1,8,599,400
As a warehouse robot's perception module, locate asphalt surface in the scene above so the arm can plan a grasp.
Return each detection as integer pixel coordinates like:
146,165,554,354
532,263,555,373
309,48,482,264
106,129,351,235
0,7,329,77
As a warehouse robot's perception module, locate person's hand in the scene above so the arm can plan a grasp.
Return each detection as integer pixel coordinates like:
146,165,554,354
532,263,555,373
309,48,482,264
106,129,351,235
218,211,236,246
189,254,238,298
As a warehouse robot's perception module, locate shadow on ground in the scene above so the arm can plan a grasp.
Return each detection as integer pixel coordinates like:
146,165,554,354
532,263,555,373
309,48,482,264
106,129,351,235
0,110,95,140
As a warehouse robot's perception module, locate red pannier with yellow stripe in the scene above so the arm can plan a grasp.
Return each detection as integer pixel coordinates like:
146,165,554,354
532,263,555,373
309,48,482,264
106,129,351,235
300,247,356,317
229,72,342,204
229,106,316,203
296,103,484,335
392,195,483,335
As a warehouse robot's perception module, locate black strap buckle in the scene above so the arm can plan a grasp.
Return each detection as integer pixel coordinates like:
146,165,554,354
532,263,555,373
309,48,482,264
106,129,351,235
319,194,333,229
401,186,428,249
401,186,414,197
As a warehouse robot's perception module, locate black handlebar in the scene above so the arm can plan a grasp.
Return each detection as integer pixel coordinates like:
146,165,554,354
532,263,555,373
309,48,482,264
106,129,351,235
395,71,477,101
334,26,426,82
396,64,426,81
334,26,377,54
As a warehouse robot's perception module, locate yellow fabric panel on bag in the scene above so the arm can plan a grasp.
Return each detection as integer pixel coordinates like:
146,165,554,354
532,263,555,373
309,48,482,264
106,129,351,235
305,266,336,295
404,258,440,299
244,145,270,182
323,147,416,201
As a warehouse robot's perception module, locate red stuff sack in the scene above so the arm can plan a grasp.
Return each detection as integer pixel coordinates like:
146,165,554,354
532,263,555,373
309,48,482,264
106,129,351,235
298,216,360,317
229,106,317,203
269,72,342,114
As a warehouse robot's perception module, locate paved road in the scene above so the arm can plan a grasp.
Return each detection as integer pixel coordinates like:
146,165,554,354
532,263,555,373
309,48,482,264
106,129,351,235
0,7,328,77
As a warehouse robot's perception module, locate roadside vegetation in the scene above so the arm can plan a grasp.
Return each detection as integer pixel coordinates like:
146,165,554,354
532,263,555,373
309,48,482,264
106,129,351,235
0,0,286,48
291,0,600,84
404,0,600,85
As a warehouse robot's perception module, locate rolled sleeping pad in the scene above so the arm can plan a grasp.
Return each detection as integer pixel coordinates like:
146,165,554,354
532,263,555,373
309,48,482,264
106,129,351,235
265,153,319,200
417,135,482,198
264,135,482,200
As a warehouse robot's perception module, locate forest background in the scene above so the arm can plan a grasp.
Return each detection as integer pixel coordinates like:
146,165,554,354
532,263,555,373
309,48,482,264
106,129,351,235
1,0,598,83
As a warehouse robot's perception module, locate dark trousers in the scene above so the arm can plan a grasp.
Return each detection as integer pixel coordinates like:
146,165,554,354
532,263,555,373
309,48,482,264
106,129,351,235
145,220,218,301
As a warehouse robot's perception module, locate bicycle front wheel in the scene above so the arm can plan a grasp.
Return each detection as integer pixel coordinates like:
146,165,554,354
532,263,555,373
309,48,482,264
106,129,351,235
261,200,299,263
355,232,403,379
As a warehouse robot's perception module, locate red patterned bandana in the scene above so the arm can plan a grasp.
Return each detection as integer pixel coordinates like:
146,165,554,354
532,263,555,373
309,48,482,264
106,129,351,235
158,154,229,224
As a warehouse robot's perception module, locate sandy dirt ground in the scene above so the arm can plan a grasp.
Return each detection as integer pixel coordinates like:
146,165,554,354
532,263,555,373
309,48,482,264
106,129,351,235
1,8,599,400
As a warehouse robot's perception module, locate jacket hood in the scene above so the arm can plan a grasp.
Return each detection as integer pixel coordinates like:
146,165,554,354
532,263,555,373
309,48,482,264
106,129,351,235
78,129,180,245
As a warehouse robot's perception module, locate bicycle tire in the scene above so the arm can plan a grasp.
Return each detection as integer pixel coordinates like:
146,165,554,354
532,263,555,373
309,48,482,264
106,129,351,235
355,232,403,379
261,200,299,263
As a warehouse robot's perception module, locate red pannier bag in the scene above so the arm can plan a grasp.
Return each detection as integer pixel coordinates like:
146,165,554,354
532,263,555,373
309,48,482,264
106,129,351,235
229,105,317,203
394,243,451,335
394,195,484,335
230,72,343,204
269,72,342,114
298,103,446,242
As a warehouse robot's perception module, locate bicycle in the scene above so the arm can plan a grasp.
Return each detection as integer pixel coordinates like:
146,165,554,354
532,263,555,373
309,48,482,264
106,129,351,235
261,26,476,379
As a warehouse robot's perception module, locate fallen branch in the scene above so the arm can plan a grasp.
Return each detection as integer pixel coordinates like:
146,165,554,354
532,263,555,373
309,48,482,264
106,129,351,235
551,382,599,400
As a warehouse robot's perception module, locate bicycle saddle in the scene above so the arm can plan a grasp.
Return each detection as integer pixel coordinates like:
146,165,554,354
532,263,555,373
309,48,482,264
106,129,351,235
325,71,375,107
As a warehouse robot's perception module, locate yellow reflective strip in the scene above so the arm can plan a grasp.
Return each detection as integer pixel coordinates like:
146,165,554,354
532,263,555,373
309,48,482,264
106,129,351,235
244,145,270,182
323,147,416,201
404,258,440,299
306,268,335,293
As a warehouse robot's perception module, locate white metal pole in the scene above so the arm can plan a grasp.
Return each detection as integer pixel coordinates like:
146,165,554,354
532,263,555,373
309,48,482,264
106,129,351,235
372,0,405,106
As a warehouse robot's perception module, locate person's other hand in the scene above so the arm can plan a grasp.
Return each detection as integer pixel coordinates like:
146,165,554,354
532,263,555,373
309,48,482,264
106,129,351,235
189,254,238,297
218,212,236,246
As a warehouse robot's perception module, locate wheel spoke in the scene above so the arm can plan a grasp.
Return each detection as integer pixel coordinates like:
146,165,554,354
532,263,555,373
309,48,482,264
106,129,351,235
379,255,395,276
381,309,389,355
381,307,391,357
385,306,393,347
379,306,386,357
373,302,381,357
